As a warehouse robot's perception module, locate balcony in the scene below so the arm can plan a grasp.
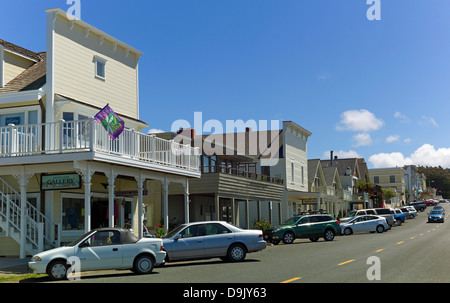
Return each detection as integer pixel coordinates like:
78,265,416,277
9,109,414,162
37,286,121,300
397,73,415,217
201,165,284,185
0,119,200,176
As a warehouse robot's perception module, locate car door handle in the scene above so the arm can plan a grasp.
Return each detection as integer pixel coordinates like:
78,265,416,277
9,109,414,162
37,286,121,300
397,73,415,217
113,248,118,251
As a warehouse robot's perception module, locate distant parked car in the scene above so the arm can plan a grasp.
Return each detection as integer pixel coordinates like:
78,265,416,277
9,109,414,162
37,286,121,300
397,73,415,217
428,210,445,223
341,208,394,228
263,212,341,244
340,215,389,235
28,228,166,280
392,208,406,226
400,206,418,219
162,221,266,263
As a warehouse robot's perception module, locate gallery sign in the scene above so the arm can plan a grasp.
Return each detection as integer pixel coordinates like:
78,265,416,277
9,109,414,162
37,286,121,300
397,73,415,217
41,174,82,191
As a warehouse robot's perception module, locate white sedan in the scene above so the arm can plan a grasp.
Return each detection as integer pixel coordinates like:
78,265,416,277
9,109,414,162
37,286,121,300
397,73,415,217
28,228,166,280
340,215,389,235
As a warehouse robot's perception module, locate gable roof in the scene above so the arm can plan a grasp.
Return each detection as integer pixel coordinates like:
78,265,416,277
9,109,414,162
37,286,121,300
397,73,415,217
0,39,46,94
0,52,46,94
321,158,360,179
0,39,42,62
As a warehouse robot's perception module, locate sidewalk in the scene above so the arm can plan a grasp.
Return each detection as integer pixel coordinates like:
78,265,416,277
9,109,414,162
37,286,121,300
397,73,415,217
0,258,32,277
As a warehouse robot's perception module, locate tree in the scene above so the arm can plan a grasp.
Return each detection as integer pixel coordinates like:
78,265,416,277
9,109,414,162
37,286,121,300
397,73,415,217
381,188,396,204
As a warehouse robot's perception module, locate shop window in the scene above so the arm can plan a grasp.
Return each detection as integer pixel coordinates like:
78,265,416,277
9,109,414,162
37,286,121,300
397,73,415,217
62,197,84,230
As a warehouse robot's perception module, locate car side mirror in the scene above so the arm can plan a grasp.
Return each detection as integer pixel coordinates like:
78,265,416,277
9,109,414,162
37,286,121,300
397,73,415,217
174,234,182,241
78,241,89,248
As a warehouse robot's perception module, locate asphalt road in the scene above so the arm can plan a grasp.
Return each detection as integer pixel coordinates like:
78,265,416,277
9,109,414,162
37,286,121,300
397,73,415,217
40,204,450,284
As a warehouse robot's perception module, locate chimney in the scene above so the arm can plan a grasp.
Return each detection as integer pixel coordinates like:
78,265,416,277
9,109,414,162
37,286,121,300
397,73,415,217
246,127,252,133
330,151,333,166
177,128,196,139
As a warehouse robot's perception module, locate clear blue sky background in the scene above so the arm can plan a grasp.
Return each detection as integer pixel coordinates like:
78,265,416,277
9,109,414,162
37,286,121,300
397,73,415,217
1,0,449,168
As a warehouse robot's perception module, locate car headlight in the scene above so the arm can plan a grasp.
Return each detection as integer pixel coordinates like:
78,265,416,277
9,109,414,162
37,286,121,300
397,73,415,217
31,256,42,262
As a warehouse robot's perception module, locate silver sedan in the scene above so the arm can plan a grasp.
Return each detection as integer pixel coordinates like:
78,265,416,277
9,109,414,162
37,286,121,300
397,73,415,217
162,221,266,263
340,215,389,235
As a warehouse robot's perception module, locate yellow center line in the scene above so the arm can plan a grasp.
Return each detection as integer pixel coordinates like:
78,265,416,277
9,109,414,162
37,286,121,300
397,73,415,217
281,277,302,283
397,241,404,244
338,259,355,266
410,237,415,239
376,249,384,252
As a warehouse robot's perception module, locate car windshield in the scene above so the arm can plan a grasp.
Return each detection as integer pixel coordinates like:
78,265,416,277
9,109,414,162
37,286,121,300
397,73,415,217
282,217,300,225
346,217,357,223
67,230,96,246
164,224,187,238
430,210,442,215
346,211,358,217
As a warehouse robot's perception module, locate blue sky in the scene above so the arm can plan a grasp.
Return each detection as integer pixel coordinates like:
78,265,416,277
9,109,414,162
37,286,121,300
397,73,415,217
1,0,450,168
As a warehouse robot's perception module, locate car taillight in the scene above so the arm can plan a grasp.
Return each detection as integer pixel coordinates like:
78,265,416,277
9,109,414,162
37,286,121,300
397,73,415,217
258,234,263,238
336,220,340,224
160,245,164,251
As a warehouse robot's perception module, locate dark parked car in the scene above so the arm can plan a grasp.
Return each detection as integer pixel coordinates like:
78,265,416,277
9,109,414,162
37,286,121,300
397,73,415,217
263,211,341,244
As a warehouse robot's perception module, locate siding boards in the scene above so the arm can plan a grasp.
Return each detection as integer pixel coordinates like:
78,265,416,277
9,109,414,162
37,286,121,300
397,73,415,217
53,17,139,119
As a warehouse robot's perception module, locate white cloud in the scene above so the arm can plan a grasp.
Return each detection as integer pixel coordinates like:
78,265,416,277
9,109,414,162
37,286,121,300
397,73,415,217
385,135,400,143
147,128,165,134
368,144,450,168
403,138,411,144
420,116,439,128
322,150,361,159
317,72,331,80
353,133,372,147
394,111,410,123
336,109,384,132
368,152,413,168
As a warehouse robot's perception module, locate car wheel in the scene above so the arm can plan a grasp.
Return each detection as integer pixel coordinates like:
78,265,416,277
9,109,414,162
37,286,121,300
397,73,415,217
376,225,385,233
282,232,295,244
271,240,280,245
344,228,352,235
133,254,155,275
47,260,68,281
324,229,335,241
309,237,319,242
409,214,414,219
227,244,246,262
396,219,402,226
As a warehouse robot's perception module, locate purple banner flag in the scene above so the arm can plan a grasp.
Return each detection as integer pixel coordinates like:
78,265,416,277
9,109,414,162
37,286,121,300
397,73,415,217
94,104,125,140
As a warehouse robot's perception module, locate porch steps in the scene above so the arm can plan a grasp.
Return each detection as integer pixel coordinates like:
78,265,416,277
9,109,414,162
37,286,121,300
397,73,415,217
0,178,57,257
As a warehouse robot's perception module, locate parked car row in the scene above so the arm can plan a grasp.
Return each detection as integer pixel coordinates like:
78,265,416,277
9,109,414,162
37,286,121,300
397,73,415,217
29,202,447,281
29,221,267,281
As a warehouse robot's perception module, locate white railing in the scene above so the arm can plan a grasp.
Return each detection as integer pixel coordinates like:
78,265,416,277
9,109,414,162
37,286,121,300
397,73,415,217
0,119,200,172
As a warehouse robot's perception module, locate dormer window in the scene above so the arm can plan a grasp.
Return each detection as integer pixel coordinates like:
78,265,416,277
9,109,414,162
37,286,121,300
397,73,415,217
94,56,106,80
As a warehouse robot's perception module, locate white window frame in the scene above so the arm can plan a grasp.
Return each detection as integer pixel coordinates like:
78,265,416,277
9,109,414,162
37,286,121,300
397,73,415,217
0,105,41,126
94,56,107,80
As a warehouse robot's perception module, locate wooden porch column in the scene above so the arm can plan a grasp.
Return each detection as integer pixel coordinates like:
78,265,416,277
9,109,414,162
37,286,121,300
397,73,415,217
163,177,169,234
135,174,144,238
215,195,220,221
13,169,34,259
75,164,94,233
184,178,190,224
106,169,118,228
245,200,249,229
